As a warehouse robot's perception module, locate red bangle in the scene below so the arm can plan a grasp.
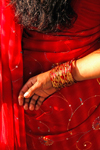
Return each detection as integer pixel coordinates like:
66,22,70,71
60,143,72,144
50,61,76,89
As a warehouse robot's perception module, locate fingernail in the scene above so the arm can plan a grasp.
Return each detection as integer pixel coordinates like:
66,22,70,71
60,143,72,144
18,96,23,105
24,105,28,110
18,95,22,99
29,106,34,111
24,92,29,97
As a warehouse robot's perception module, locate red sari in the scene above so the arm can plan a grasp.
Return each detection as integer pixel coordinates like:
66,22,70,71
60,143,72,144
0,0,100,150
0,0,27,149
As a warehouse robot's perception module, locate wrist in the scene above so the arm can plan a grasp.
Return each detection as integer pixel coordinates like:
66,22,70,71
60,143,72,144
71,60,84,81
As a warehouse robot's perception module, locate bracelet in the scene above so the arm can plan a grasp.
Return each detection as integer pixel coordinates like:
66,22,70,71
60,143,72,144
50,61,76,89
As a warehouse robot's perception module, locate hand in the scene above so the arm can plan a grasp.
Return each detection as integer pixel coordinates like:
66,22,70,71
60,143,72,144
18,70,57,111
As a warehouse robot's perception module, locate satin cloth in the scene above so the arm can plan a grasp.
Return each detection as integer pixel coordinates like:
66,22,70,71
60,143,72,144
0,0,27,150
0,0,100,150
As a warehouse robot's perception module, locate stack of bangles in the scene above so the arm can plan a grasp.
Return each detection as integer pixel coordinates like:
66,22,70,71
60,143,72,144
50,61,76,89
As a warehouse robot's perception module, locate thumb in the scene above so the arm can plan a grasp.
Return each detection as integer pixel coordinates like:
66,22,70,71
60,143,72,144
24,82,41,98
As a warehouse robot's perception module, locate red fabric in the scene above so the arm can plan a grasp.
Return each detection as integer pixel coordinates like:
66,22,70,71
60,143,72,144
0,1,27,150
23,0,100,150
0,0,100,150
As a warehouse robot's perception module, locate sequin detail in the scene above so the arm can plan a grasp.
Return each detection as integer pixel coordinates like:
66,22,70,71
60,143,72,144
39,136,54,146
92,116,100,130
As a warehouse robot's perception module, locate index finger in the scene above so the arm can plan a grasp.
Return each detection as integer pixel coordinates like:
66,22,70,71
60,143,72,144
18,91,25,106
18,78,35,105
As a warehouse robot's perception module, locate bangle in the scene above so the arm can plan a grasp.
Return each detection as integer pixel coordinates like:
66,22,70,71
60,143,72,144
50,61,76,89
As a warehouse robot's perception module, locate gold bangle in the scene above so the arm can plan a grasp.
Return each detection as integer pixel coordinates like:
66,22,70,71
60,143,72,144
50,61,76,89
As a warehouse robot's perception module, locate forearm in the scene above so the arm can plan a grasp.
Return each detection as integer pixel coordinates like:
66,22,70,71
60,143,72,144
72,48,100,81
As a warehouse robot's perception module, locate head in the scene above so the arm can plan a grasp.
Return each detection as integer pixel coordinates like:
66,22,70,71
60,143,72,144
11,0,77,33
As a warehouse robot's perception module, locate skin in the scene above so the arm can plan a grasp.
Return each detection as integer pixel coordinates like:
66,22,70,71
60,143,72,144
18,48,100,111
18,71,57,111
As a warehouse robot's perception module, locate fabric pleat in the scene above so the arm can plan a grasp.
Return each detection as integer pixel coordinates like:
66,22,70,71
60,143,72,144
0,1,27,149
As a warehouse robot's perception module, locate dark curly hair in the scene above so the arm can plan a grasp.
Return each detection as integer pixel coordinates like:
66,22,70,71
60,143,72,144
11,0,77,33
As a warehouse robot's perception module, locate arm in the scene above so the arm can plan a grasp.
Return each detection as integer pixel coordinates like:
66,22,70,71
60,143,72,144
72,48,100,81
18,48,100,111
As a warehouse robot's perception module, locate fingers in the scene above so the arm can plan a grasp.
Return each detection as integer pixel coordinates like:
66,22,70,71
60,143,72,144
18,72,50,110
35,97,44,110
29,95,45,111
19,91,44,111
29,94,39,110
18,91,24,106
24,82,41,98
18,77,37,106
